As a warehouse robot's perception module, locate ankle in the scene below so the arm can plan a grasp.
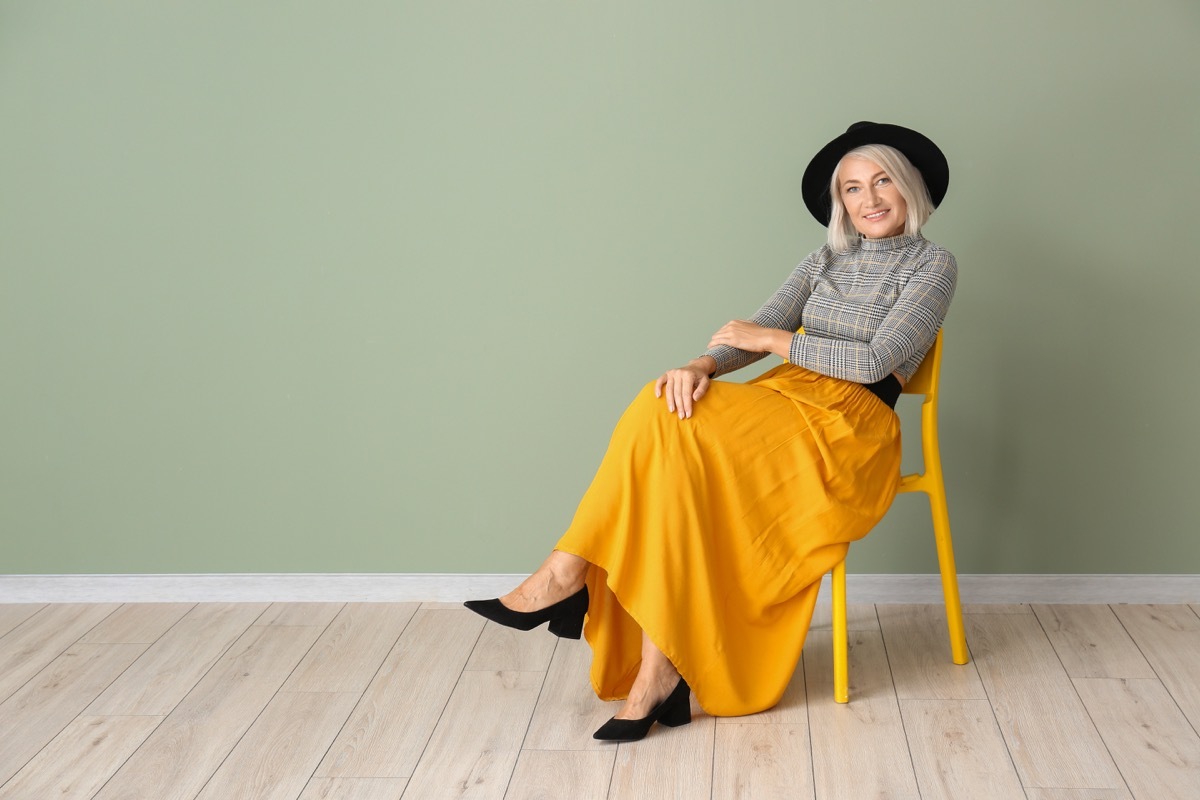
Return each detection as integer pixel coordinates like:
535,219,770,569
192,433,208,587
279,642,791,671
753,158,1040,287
549,569,585,596
546,552,587,593
627,669,680,705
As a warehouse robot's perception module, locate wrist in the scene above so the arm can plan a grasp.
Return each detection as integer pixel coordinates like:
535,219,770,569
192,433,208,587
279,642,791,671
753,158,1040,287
770,329,793,359
689,355,718,377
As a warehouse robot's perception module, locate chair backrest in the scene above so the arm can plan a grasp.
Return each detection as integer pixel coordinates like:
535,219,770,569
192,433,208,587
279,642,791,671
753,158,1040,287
902,329,943,398
897,329,945,496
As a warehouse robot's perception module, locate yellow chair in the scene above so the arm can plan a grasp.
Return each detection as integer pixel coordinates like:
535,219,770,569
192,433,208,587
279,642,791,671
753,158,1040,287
830,329,969,703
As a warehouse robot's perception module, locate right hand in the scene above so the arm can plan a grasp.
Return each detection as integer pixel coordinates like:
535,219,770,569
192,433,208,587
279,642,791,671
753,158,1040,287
654,359,714,419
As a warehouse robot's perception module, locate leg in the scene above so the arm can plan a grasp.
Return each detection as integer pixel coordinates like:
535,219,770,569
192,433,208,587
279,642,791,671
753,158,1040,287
592,629,692,741
614,630,684,719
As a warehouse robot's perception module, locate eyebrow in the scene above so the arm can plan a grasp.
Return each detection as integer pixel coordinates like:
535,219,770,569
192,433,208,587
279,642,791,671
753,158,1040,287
840,171,889,186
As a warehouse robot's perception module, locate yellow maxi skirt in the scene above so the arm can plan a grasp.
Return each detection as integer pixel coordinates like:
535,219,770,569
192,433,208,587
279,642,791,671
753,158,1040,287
555,363,902,717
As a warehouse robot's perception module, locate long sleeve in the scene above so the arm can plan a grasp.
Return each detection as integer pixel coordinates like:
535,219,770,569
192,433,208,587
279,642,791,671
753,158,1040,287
702,235,957,384
791,247,957,383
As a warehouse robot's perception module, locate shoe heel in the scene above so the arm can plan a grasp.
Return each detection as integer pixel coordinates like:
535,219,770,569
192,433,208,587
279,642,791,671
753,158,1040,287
658,691,692,727
547,609,584,639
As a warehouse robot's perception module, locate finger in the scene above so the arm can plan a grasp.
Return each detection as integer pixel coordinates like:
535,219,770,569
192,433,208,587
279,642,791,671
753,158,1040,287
654,374,667,398
673,377,689,420
681,382,693,418
663,374,676,412
685,377,709,417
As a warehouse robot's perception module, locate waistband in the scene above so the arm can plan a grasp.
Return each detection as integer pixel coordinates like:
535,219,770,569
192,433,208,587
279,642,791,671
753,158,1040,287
863,374,902,409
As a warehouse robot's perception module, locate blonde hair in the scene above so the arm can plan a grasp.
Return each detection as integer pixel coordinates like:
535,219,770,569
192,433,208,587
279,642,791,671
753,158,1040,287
827,144,934,253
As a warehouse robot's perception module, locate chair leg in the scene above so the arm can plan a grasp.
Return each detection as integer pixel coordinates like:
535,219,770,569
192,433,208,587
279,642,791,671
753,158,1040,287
930,493,969,665
832,559,849,703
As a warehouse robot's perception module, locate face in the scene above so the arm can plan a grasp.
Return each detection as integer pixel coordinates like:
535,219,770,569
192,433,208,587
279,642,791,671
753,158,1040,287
837,157,908,239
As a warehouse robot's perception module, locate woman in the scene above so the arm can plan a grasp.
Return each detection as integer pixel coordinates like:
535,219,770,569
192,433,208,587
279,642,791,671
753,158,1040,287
466,122,957,741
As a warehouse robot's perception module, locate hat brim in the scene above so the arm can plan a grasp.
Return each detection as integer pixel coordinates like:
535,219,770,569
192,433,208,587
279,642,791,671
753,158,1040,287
801,122,948,227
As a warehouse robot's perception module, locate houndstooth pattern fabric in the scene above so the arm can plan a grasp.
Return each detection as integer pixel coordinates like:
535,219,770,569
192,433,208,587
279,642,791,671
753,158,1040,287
704,233,957,384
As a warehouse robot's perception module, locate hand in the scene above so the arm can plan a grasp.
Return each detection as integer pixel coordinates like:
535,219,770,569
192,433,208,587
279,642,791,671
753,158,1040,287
708,320,790,355
654,360,712,420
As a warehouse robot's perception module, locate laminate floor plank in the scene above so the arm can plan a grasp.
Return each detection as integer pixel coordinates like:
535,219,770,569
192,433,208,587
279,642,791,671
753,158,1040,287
1073,677,1200,800
0,603,121,701
804,630,921,799
966,613,1123,790
0,643,146,785
258,602,345,627
1023,790,1132,800
317,608,484,779
605,698,714,800
0,715,161,800
1110,604,1200,732
1032,605,1157,679
0,604,44,639
810,601,879,631
522,636,615,751
465,621,557,673
93,624,324,800
299,778,410,799
86,602,270,716
401,670,545,799
878,604,987,700
284,603,420,693
502,750,614,800
963,604,1033,614
711,722,813,800
196,691,361,800
900,699,1025,800
78,603,195,644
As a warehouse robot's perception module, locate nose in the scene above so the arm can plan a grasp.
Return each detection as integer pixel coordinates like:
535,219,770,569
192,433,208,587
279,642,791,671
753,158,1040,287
863,186,881,206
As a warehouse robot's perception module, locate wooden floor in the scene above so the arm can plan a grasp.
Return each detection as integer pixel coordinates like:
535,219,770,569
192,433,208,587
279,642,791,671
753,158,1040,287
1,602,1198,799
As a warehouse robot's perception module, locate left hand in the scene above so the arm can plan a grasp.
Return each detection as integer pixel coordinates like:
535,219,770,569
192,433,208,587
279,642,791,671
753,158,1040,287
708,320,790,355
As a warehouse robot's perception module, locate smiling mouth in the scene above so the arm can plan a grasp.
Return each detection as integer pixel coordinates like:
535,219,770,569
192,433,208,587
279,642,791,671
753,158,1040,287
864,209,890,220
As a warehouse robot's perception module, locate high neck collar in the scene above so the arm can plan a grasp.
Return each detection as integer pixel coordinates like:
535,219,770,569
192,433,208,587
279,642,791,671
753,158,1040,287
857,232,924,252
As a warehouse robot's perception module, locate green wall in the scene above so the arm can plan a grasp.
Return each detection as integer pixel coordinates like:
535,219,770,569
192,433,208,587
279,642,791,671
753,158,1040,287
3,1,1198,575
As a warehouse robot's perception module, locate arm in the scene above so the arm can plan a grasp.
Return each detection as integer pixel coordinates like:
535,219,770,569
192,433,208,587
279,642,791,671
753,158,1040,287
790,250,957,383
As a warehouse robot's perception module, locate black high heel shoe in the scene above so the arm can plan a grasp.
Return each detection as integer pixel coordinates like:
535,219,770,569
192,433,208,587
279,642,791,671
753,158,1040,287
463,585,589,639
592,677,692,742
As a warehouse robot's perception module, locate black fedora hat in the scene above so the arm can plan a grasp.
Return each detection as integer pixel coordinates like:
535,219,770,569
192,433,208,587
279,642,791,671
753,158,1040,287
801,121,949,226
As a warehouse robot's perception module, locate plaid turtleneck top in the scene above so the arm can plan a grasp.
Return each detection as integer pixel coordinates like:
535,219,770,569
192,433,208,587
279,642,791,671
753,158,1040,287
704,233,957,384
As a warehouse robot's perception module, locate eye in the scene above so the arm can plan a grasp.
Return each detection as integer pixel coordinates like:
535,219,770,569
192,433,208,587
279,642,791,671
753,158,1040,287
876,177,891,186
844,186,858,194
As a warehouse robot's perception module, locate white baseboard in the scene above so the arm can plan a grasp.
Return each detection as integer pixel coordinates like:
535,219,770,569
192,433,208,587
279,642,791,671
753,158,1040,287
0,573,1197,604
0,574,523,604
834,574,1199,604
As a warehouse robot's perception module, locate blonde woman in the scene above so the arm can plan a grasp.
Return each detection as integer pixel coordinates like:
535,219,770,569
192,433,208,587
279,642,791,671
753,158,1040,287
467,122,957,741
